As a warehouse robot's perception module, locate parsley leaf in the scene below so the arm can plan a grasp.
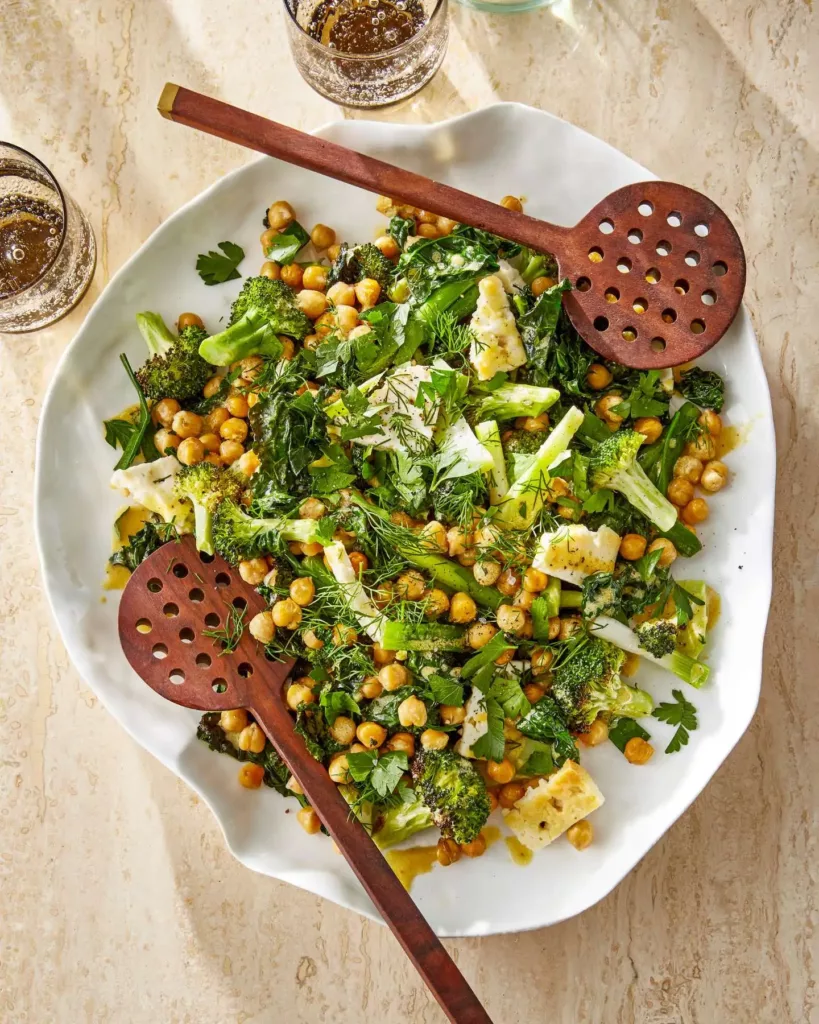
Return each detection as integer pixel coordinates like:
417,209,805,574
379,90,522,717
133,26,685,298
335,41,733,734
347,749,409,800
195,240,245,285
264,221,310,265
470,695,505,762
652,689,698,753
319,689,361,726
427,674,465,707
489,676,530,720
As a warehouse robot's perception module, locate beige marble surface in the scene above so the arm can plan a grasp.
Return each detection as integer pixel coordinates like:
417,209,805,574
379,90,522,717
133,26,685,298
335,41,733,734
1,1,817,1021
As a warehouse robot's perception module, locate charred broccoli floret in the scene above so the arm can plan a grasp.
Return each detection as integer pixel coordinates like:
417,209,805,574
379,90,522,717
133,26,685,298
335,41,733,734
410,747,490,844
589,429,677,532
679,367,725,412
212,497,323,563
134,312,212,401
174,462,245,555
328,242,395,293
503,429,547,456
550,633,654,732
198,277,311,366
634,618,678,659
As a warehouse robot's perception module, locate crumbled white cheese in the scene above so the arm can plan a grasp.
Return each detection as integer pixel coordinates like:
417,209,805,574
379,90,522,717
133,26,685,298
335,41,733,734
454,688,488,758
503,761,604,850
355,364,438,453
532,524,621,587
469,275,527,381
110,455,192,530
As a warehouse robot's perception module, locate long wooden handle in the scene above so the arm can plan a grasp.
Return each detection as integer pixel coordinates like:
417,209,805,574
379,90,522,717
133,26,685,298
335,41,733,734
248,680,494,1024
158,83,570,256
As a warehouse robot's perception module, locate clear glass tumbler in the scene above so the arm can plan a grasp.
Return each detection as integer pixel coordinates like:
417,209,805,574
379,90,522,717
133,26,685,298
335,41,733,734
284,0,448,108
0,143,96,333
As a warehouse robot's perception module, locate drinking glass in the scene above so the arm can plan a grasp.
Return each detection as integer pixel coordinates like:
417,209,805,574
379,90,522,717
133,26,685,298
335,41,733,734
284,0,448,108
0,143,96,333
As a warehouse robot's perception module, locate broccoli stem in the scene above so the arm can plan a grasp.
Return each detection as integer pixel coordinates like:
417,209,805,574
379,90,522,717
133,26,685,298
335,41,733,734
475,383,560,421
475,420,509,504
495,406,585,529
559,589,583,609
192,502,214,556
199,315,284,367
136,312,176,355
593,615,710,688
610,459,678,532
521,253,547,285
381,621,467,652
543,576,562,617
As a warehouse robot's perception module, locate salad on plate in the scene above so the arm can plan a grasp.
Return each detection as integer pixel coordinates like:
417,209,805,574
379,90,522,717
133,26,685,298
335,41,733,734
104,192,730,869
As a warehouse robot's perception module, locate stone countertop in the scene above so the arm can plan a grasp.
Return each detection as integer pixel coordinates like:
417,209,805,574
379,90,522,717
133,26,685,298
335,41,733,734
1,1,816,1021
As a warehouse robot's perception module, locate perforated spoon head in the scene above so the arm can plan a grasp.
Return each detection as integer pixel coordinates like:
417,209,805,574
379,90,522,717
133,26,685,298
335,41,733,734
118,536,294,712
556,181,746,368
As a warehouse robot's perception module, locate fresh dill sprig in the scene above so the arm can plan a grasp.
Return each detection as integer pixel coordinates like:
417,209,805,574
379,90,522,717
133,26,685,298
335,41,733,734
202,602,247,656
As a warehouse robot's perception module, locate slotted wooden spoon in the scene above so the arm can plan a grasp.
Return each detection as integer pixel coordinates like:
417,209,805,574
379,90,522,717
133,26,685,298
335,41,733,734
119,536,493,1024
158,83,746,369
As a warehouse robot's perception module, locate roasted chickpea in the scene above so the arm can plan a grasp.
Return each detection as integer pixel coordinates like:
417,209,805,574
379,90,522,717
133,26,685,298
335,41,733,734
348,551,369,576
440,705,466,726
548,616,561,640
248,610,275,645
357,721,387,748
260,260,281,280
204,406,230,433
460,834,487,858
398,695,427,728
523,567,548,593
497,604,529,635
647,537,677,568
326,281,356,307
375,234,400,259
595,394,624,429
420,520,448,554
326,243,342,262
531,275,556,297
487,790,500,813
420,729,449,751
307,223,333,249
267,201,295,230
698,409,722,436
301,542,324,557
151,398,180,428
586,363,613,390
302,264,328,291
530,647,553,675
487,759,515,785
436,838,461,866
171,410,203,439
296,288,329,320
238,763,265,789
436,217,458,235
395,570,426,601
260,227,280,252
624,737,654,765
224,392,248,419
303,629,325,651
328,754,351,784
332,624,358,646
512,588,535,611
515,413,549,433
684,432,716,461
559,615,582,641
373,581,394,610
466,622,498,650
176,437,204,466
279,263,303,290
202,376,223,400
417,223,440,239
700,460,728,492
289,577,316,607
297,806,322,834
178,312,204,330
634,416,663,443
496,567,522,597
335,304,359,334
619,533,647,561
238,722,266,754
673,455,703,483
450,593,478,624
499,781,527,809
524,682,546,704
385,732,415,756
446,526,473,557
196,432,220,455
667,477,695,506
457,549,478,568
239,558,268,586
355,278,381,309
682,497,709,524
273,599,302,630
359,676,383,700
423,588,450,620
372,643,395,666
236,450,260,476
220,417,248,443
220,708,249,733
219,440,244,464
582,718,609,747
500,195,523,212
347,324,372,343
471,559,500,587
567,820,594,850
379,663,408,692
330,716,357,746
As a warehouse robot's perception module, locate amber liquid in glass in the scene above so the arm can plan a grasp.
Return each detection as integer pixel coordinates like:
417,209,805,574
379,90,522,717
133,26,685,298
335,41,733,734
0,195,63,300
307,0,426,53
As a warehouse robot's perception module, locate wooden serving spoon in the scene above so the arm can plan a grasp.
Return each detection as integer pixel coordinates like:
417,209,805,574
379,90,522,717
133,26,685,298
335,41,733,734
158,83,746,370
119,535,493,1024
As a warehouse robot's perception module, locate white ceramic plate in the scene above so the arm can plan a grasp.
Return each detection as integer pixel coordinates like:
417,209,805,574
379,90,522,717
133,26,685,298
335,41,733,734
35,104,775,936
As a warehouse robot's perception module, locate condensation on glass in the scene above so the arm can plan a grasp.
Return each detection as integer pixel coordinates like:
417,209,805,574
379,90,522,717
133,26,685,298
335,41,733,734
0,143,96,333
284,0,448,108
